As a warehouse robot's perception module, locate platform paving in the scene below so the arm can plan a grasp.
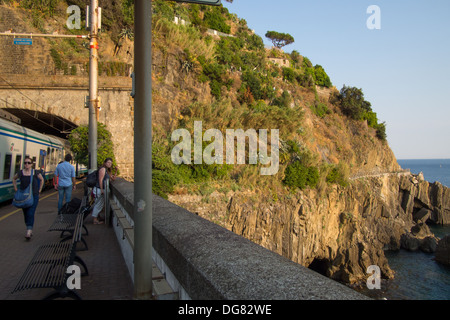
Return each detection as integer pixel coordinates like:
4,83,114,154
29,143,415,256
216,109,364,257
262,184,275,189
0,184,134,300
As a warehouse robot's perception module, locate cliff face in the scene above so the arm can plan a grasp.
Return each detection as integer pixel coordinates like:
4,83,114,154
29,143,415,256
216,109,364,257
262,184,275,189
224,173,449,284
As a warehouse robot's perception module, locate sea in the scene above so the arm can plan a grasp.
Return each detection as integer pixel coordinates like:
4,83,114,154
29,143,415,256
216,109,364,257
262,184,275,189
359,159,450,300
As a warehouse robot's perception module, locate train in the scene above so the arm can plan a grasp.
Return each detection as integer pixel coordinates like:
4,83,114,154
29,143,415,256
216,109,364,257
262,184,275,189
0,117,87,203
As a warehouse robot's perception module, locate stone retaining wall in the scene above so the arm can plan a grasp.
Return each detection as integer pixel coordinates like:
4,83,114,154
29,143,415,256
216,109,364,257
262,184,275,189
109,178,369,300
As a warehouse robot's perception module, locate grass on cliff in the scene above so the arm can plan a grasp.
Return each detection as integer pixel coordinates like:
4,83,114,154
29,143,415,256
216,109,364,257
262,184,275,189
152,98,350,199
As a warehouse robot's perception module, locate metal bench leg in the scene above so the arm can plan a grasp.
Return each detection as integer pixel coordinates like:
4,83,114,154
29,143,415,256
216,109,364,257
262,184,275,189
83,225,89,236
60,234,72,243
43,289,82,300
73,256,89,276
75,238,88,251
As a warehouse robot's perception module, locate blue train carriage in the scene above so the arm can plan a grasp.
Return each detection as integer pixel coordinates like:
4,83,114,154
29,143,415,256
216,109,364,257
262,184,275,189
0,118,65,203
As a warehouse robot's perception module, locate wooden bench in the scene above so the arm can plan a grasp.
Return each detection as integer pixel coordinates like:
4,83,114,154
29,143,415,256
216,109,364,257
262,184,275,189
12,209,89,300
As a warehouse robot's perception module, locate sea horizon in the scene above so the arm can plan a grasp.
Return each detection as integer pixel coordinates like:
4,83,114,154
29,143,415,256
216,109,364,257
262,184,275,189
397,159,450,188
397,158,450,160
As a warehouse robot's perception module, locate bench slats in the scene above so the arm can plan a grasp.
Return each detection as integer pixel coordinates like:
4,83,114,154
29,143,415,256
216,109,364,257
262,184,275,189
48,214,78,232
13,242,73,292
12,196,90,299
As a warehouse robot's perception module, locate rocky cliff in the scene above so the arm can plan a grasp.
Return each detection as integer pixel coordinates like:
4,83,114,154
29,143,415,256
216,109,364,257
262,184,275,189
177,171,448,285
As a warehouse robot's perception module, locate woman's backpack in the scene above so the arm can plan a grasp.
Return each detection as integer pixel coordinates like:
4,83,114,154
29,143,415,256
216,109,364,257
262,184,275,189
86,170,98,188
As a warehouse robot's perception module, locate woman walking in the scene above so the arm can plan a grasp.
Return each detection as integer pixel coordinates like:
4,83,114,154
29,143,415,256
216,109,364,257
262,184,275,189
12,157,44,240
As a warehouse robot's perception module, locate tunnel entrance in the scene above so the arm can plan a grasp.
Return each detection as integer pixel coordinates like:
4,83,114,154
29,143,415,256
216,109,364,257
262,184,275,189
308,258,330,277
1,108,77,139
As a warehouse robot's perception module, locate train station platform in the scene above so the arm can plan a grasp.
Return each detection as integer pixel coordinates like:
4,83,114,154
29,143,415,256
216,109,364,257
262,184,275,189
0,182,134,300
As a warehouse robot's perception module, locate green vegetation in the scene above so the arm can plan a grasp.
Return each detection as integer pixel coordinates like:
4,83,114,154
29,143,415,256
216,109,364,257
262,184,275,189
198,58,232,100
152,133,233,199
313,65,332,88
325,163,349,187
265,31,295,49
310,101,330,118
149,2,371,195
203,8,231,34
68,123,119,171
17,0,58,17
284,161,319,190
336,86,387,140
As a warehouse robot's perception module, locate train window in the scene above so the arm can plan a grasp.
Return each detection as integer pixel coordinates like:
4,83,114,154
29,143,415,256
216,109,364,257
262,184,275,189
14,155,22,175
39,149,46,168
3,154,12,180
32,157,36,169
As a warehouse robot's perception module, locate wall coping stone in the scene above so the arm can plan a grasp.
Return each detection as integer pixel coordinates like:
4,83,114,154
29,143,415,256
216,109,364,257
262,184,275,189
110,178,369,300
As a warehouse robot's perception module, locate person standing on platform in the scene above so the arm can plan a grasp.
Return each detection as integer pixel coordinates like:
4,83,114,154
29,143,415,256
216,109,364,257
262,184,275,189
92,158,116,225
55,154,76,212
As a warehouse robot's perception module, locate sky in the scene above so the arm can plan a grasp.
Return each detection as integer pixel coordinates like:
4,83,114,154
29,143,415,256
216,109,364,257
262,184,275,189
222,0,450,160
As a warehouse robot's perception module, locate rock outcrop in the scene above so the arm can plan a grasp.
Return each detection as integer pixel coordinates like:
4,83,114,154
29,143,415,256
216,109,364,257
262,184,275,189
400,223,439,253
399,174,450,225
435,236,450,266
223,173,450,285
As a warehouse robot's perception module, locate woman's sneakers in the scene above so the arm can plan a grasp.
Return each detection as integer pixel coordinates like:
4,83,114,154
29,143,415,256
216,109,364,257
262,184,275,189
25,230,33,240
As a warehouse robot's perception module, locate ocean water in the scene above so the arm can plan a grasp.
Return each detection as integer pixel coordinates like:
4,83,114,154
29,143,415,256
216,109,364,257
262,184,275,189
382,225,450,300
374,159,450,300
397,159,450,188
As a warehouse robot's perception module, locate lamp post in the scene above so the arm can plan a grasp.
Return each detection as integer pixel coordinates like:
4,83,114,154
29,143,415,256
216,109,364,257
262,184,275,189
88,0,99,172
133,0,221,300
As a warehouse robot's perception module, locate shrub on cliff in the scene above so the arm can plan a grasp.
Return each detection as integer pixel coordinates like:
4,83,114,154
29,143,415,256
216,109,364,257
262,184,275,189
152,135,234,198
203,7,231,34
282,67,296,83
198,58,232,99
271,90,292,109
374,121,387,141
338,86,371,120
283,161,319,190
314,65,332,88
325,164,349,187
310,101,330,118
337,86,387,141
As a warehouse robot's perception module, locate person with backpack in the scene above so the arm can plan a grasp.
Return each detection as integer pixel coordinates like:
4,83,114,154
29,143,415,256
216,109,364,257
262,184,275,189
12,157,44,240
54,154,76,213
91,158,116,225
